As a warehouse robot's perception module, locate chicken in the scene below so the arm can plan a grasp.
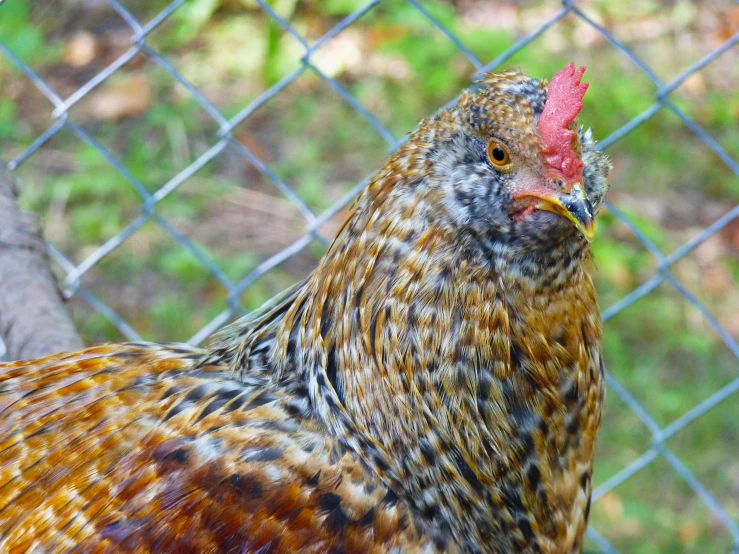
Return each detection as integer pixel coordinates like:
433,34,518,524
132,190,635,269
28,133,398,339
0,62,610,553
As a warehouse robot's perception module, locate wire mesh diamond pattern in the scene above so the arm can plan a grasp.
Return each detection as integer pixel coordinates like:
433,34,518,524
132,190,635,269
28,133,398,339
1,1,738,551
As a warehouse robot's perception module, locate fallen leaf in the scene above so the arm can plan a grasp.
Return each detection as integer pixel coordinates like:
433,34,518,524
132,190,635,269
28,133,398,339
677,521,700,547
88,75,151,121
599,491,625,522
62,31,99,68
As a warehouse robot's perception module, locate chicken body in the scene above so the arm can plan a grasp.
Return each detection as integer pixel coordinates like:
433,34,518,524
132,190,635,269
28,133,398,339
0,344,419,553
0,64,610,553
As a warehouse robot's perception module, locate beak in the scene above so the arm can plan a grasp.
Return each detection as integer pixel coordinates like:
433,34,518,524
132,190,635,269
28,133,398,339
521,183,596,241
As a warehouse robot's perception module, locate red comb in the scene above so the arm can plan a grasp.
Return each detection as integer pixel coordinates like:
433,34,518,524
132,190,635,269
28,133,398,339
538,62,589,183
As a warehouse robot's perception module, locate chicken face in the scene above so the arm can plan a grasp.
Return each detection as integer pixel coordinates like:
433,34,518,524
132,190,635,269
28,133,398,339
424,64,610,255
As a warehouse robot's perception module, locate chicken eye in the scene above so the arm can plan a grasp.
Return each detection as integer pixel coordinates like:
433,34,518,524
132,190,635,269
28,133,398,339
486,140,510,167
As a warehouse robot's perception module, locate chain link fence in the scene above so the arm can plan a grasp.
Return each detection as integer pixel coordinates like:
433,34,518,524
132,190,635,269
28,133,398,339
1,1,738,551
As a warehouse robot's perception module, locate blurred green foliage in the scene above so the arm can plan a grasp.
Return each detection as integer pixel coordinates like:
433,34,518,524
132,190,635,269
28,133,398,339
1,1,739,552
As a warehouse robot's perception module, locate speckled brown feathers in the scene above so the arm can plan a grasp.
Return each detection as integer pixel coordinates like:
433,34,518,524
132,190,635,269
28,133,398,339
0,65,610,553
0,344,424,553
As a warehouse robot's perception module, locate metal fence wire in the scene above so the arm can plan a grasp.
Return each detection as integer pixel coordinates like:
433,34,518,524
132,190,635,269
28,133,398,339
1,1,739,552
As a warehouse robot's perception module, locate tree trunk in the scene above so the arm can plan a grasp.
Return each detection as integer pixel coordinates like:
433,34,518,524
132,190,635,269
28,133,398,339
0,165,83,361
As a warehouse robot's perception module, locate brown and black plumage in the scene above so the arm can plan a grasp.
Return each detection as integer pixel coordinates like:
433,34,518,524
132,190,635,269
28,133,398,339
0,63,611,553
